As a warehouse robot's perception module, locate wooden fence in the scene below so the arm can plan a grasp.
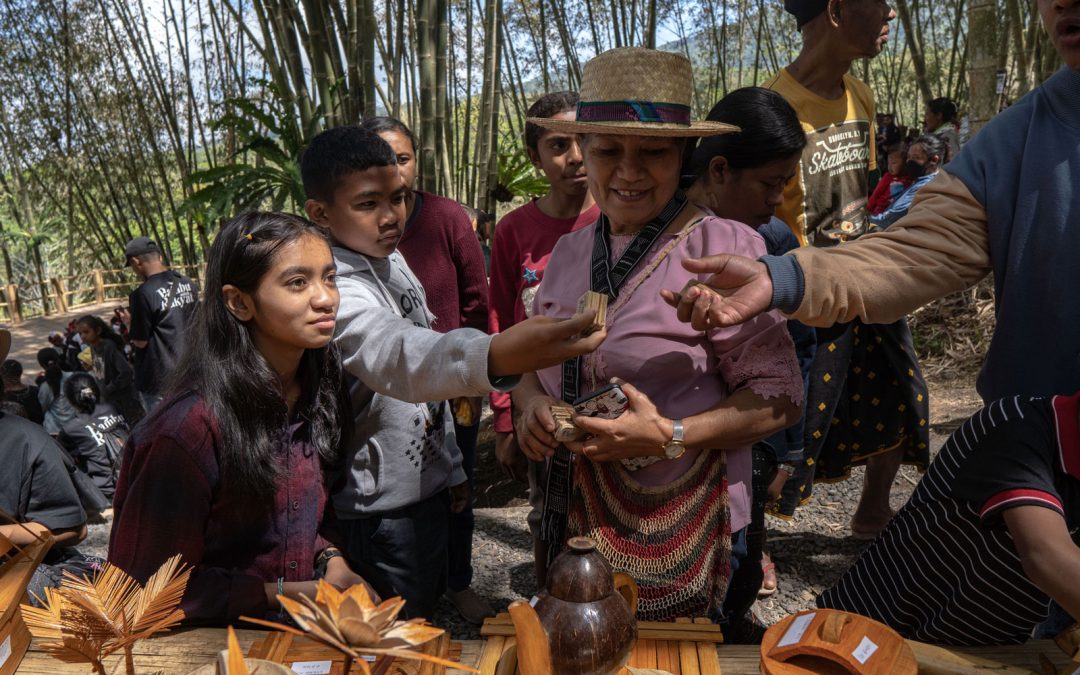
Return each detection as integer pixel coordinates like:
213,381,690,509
0,265,204,324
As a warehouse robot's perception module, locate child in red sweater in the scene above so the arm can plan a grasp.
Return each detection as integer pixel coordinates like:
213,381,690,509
488,91,600,585
868,146,913,215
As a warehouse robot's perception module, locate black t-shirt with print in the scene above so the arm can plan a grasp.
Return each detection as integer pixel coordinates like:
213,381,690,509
128,270,199,395
57,402,129,499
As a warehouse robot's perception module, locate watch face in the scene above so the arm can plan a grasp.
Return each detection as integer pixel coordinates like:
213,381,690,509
664,442,686,460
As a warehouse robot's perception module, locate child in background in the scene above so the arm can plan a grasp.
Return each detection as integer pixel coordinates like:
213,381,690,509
360,116,495,624
868,145,911,215
109,212,369,624
487,91,599,585
75,315,143,425
37,347,77,434
300,125,604,619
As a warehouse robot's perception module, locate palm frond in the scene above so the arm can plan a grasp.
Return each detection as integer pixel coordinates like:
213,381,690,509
123,554,190,637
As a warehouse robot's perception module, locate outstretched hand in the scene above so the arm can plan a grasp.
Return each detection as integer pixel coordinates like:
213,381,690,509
659,255,774,330
489,311,607,377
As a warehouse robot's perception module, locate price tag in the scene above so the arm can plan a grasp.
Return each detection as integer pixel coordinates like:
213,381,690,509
290,660,332,674
778,612,816,647
852,636,879,664
0,635,11,668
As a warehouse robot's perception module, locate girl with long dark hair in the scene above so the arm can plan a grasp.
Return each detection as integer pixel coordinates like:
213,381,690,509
74,314,143,425
108,212,370,625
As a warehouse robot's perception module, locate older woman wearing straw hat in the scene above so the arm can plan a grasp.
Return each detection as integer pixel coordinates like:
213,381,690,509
512,48,804,623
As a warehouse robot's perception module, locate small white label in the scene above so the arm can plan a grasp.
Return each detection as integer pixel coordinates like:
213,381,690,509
852,636,879,664
778,612,816,647
529,595,540,607
290,660,332,674
0,635,11,667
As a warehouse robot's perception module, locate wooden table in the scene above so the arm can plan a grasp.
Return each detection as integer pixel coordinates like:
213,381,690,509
19,628,1075,673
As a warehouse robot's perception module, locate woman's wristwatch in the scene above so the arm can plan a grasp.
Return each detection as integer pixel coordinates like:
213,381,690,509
662,419,686,459
315,547,344,570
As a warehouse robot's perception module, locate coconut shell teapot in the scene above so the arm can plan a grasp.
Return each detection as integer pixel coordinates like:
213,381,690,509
508,537,638,675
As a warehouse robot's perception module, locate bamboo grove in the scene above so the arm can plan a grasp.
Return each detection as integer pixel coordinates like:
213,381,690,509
0,0,1062,310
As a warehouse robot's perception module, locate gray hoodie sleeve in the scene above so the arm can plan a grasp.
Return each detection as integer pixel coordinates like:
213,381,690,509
335,280,517,403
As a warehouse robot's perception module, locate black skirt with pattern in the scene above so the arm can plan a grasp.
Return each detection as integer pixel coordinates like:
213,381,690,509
772,317,930,518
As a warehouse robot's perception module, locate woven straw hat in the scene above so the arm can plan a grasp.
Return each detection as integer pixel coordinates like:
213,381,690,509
528,48,737,137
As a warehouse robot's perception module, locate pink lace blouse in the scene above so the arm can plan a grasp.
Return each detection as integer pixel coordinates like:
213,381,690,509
534,215,804,532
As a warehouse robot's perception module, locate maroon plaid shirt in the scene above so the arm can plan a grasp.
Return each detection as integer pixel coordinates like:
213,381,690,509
109,393,339,624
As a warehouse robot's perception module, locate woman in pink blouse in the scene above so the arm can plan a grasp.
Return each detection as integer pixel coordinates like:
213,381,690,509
511,47,803,623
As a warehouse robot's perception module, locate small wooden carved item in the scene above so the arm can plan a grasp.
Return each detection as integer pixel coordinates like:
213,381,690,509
577,291,608,335
509,537,637,675
550,404,584,443
760,609,917,675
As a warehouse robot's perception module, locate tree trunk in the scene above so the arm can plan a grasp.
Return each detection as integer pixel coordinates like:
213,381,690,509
894,0,934,104
417,0,438,191
967,0,1000,133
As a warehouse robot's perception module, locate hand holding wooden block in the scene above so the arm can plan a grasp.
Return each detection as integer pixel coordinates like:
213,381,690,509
550,404,584,443
577,291,608,335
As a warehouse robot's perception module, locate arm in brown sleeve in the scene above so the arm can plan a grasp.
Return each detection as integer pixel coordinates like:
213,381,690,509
789,171,991,326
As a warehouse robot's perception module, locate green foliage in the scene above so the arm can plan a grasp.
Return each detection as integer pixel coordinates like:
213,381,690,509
181,83,322,222
491,144,549,202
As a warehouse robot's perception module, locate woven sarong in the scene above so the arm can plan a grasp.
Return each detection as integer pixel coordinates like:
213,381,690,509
566,450,731,621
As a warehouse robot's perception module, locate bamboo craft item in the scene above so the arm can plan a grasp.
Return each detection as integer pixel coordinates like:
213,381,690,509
550,404,584,443
760,609,916,675
0,524,52,675
479,615,722,675
248,630,457,674
577,291,608,335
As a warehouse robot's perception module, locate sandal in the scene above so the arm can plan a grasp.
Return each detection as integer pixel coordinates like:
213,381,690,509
759,556,778,597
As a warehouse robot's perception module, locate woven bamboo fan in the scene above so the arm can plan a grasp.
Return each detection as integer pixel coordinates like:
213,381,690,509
760,609,916,675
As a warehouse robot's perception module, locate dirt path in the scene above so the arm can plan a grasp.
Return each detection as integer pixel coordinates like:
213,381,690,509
4,301,118,366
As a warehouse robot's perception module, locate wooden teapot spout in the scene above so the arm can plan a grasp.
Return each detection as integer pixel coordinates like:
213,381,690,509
508,600,553,675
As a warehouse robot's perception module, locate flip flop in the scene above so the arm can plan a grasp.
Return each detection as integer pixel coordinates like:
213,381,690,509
759,560,778,597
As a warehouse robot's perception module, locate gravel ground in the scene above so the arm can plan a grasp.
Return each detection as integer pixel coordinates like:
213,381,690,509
79,380,983,641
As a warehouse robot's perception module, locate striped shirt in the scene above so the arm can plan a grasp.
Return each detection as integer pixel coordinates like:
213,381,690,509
818,392,1080,645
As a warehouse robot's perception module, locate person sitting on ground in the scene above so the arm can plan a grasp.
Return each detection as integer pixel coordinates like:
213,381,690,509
109,212,372,625
57,372,129,502
514,48,802,624
870,134,945,229
75,315,144,426
867,145,911,215
300,125,605,619
360,116,496,625
819,390,1080,645
37,347,77,435
683,86,816,630
488,90,600,587
0,329,99,605
2,358,44,424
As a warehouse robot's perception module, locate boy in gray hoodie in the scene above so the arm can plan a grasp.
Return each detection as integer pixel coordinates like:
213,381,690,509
300,126,604,618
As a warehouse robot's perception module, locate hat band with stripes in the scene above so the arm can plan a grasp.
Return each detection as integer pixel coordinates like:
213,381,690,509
577,100,692,126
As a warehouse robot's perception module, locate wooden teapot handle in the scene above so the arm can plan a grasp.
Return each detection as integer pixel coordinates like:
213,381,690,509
508,601,553,675
613,572,639,616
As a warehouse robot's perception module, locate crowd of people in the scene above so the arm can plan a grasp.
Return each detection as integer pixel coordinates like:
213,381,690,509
2,0,1077,651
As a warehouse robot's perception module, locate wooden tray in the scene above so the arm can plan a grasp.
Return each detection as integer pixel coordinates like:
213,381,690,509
478,615,723,674
249,631,457,675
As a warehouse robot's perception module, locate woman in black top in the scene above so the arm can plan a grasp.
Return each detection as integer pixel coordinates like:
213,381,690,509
58,372,129,500
75,315,143,425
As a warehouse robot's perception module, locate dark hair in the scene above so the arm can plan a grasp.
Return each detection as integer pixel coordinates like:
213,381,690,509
525,91,580,153
37,347,64,396
300,126,399,204
1,359,21,379
359,116,418,153
685,88,807,180
911,134,947,164
162,211,348,496
75,314,124,350
65,372,101,415
926,97,957,123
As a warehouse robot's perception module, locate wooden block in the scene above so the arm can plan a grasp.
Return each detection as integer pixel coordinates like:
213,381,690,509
665,640,682,675
476,636,505,675
696,640,721,675
577,291,608,334
550,404,584,443
639,639,657,669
